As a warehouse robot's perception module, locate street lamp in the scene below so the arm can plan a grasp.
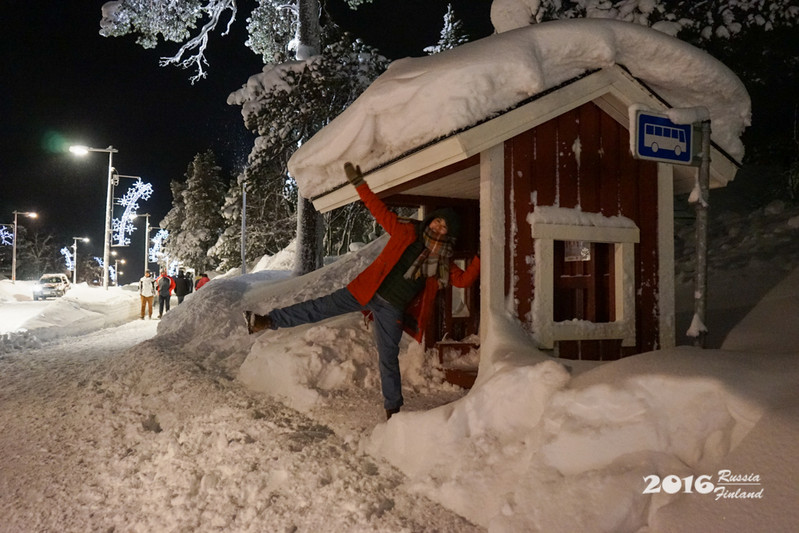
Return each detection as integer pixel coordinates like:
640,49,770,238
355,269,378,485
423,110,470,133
137,213,152,276
114,258,126,285
71,237,90,285
69,144,118,289
11,210,37,282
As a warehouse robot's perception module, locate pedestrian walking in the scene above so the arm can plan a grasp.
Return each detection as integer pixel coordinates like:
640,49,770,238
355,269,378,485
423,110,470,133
156,270,175,318
138,270,157,319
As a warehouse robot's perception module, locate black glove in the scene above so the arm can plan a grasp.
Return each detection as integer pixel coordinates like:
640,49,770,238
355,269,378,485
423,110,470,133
344,162,365,187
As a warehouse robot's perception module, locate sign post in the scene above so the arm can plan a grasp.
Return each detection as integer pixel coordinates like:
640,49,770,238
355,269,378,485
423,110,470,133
631,107,710,346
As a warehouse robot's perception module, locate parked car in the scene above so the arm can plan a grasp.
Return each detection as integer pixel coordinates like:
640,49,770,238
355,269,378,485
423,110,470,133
33,273,71,300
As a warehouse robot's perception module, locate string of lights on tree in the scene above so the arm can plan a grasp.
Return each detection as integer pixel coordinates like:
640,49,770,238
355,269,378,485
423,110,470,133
113,179,153,247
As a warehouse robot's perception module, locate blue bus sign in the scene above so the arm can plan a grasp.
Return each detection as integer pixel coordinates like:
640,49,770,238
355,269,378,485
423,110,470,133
632,110,695,165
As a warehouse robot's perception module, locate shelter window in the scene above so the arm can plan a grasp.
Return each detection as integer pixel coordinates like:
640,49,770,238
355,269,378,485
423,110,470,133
529,209,639,349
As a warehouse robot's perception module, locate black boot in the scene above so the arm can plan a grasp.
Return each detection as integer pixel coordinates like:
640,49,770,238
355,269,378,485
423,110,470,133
386,407,400,420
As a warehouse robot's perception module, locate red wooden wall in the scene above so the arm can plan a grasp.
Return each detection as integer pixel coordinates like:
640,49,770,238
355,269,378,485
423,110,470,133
504,101,661,360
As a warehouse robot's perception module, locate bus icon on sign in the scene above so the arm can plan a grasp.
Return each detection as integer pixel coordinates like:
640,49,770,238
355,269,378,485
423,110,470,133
644,123,687,156
633,110,693,165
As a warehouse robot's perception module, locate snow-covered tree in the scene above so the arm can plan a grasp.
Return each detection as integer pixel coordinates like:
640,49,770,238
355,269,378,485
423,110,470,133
222,27,388,267
161,151,227,273
100,0,372,81
514,0,799,39
160,178,187,248
100,0,383,275
424,4,470,55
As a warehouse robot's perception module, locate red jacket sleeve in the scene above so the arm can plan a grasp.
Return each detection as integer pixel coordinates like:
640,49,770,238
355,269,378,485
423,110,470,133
354,183,404,236
449,255,481,288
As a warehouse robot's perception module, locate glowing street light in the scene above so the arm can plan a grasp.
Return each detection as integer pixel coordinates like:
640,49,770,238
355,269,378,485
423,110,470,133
11,210,37,282
69,144,118,289
114,258,126,285
71,236,90,285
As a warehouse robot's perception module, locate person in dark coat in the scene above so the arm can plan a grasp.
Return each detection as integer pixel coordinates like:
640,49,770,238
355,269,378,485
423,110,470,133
174,271,192,304
245,162,480,420
156,270,175,317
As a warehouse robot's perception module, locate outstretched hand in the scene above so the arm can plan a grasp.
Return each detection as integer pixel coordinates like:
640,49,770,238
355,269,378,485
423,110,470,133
344,162,365,187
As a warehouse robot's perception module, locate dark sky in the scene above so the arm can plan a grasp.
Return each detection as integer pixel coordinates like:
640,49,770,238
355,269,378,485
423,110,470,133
0,0,492,280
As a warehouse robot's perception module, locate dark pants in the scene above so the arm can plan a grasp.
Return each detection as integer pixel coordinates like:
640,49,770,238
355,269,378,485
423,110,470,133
158,293,171,316
270,287,405,410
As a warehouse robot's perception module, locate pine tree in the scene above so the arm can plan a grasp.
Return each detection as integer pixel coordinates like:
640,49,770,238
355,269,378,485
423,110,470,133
425,4,470,55
225,25,388,270
161,151,227,273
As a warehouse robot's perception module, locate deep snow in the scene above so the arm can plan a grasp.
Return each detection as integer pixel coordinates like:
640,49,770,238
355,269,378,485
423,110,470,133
1,193,798,532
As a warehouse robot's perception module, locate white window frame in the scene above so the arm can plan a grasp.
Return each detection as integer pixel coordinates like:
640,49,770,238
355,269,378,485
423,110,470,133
530,216,639,349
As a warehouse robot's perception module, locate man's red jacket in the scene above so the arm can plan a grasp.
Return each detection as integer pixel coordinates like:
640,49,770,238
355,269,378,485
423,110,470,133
346,183,480,342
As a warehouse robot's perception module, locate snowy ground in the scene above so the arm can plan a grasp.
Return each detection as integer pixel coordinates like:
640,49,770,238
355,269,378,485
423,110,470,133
1,194,798,532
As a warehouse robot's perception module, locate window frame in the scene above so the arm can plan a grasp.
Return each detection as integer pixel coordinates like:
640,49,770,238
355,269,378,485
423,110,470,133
531,217,639,349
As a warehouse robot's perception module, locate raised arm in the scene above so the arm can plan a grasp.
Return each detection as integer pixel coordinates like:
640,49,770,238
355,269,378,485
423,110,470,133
345,162,404,235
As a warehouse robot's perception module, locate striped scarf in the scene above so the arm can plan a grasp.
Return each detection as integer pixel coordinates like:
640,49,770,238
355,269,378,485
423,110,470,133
403,227,454,286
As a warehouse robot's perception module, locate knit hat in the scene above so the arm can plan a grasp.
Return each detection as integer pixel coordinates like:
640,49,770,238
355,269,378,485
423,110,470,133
426,207,461,240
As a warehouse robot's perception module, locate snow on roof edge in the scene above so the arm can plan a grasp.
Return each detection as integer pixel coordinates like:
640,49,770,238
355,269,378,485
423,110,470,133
289,19,751,201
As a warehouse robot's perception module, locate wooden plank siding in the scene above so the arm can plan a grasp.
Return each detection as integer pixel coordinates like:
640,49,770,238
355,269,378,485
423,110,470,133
504,102,660,360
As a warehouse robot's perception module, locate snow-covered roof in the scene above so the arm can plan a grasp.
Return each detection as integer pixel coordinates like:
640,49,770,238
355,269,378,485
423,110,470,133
288,19,751,200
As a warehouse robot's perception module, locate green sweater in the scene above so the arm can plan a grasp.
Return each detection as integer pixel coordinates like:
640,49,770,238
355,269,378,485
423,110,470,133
377,239,427,311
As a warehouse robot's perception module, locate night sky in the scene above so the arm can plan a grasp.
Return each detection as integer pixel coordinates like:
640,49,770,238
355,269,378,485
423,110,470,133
0,0,493,281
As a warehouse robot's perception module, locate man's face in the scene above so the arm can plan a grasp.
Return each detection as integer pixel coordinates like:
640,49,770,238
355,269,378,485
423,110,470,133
428,217,448,237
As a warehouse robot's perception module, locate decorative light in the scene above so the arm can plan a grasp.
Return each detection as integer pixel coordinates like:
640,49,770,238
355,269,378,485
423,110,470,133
61,247,75,271
0,226,13,246
113,179,153,246
150,229,169,264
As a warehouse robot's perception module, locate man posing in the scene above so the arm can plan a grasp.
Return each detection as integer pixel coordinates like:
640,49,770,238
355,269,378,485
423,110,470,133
245,162,480,420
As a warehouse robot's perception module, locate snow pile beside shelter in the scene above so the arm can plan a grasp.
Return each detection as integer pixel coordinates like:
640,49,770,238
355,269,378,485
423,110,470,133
288,19,750,198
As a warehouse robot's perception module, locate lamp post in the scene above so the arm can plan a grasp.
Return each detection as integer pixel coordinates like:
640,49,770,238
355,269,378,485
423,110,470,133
114,258,126,285
71,236,90,285
11,211,37,282
69,145,118,289
135,213,152,277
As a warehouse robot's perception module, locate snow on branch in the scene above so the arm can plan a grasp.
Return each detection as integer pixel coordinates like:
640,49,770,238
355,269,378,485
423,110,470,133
159,0,238,83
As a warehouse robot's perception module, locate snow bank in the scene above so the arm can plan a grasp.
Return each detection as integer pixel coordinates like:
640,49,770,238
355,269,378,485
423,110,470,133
364,346,798,531
0,281,140,352
288,18,750,199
